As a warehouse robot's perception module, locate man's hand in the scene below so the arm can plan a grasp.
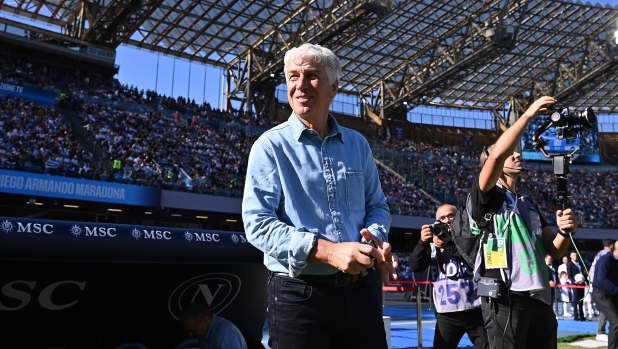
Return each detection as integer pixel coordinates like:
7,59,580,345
432,233,451,249
556,208,577,234
422,224,451,248
523,96,557,120
325,241,377,275
360,229,397,285
420,224,432,243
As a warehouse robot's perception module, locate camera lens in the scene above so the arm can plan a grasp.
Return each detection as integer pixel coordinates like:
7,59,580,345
578,107,595,128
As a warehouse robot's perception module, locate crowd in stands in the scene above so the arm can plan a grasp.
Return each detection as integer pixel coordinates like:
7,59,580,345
0,94,93,175
78,103,247,195
0,55,65,91
379,167,436,217
2,53,618,228
519,168,618,229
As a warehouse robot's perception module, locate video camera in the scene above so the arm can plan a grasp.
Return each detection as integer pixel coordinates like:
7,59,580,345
532,106,595,149
429,221,449,238
531,105,596,210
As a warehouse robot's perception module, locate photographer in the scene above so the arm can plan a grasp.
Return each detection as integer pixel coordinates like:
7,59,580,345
470,96,576,349
409,204,488,349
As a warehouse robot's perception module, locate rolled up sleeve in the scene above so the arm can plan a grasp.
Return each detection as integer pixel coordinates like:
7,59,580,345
242,138,317,276
362,142,391,241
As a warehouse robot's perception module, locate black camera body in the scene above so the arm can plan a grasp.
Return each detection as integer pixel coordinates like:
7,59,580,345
360,239,377,270
429,221,449,238
550,106,595,140
477,277,502,298
532,106,595,150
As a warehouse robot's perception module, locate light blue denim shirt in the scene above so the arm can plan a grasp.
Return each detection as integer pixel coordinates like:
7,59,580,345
242,113,391,276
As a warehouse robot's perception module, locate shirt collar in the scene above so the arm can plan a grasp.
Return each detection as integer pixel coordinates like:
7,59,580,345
202,314,218,341
288,113,344,143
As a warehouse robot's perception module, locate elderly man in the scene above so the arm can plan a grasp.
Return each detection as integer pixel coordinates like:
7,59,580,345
242,43,396,349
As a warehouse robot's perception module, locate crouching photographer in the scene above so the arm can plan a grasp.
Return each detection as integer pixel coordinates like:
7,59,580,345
467,96,577,349
409,204,488,349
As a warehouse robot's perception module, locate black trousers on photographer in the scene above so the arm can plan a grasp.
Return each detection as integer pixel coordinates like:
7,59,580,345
434,308,489,349
481,291,557,349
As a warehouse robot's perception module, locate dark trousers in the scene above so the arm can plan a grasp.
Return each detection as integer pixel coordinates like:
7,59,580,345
572,288,585,320
599,312,608,334
434,308,489,349
592,290,618,349
572,299,585,319
481,292,557,349
266,272,386,349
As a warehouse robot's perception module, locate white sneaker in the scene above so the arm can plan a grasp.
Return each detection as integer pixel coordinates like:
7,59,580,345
596,334,608,342
564,313,573,317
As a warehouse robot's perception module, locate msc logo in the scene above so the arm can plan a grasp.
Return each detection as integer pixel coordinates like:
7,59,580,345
183,232,220,243
1,221,54,234
131,229,172,240
71,226,116,237
168,273,241,320
18,222,53,234
0,280,86,311
143,230,172,240
230,234,247,244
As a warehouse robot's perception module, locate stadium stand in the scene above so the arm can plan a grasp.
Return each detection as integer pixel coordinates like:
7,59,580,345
1,53,618,229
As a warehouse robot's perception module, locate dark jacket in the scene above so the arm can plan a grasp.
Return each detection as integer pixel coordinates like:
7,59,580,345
567,259,587,298
592,252,618,295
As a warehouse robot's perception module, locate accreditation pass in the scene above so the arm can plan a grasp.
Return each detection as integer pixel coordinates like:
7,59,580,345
483,237,508,269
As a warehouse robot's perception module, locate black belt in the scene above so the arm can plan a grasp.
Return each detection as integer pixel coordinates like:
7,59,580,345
275,271,367,287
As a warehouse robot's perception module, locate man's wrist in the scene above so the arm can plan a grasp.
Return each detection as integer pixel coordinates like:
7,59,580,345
557,229,573,238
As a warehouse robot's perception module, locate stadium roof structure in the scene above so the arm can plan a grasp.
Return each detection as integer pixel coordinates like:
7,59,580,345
3,0,618,122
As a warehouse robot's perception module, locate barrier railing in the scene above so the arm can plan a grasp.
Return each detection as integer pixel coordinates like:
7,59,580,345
382,279,593,349
383,280,432,349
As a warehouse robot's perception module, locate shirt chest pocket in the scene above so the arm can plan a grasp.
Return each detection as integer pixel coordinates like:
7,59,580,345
345,172,365,212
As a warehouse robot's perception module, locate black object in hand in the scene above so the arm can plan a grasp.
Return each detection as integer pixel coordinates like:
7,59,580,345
360,239,377,270
429,221,449,238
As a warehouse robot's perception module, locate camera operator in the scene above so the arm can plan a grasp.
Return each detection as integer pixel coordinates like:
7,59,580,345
471,96,577,349
409,204,488,349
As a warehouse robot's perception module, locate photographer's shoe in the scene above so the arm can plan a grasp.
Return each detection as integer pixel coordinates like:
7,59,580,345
596,334,608,342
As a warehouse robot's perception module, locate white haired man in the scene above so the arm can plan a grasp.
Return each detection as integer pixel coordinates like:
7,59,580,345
242,43,397,349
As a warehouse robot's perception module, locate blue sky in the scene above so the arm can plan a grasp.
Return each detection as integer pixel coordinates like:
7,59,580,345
114,45,226,108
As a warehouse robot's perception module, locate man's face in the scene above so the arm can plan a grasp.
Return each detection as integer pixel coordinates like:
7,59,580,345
182,316,210,339
545,255,552,265
570,252,578,261
562,256,568,264
286,57,337,122
436,205,456,230
503,151,524,176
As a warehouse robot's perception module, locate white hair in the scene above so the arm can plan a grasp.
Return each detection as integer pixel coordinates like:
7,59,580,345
283,43,342,84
